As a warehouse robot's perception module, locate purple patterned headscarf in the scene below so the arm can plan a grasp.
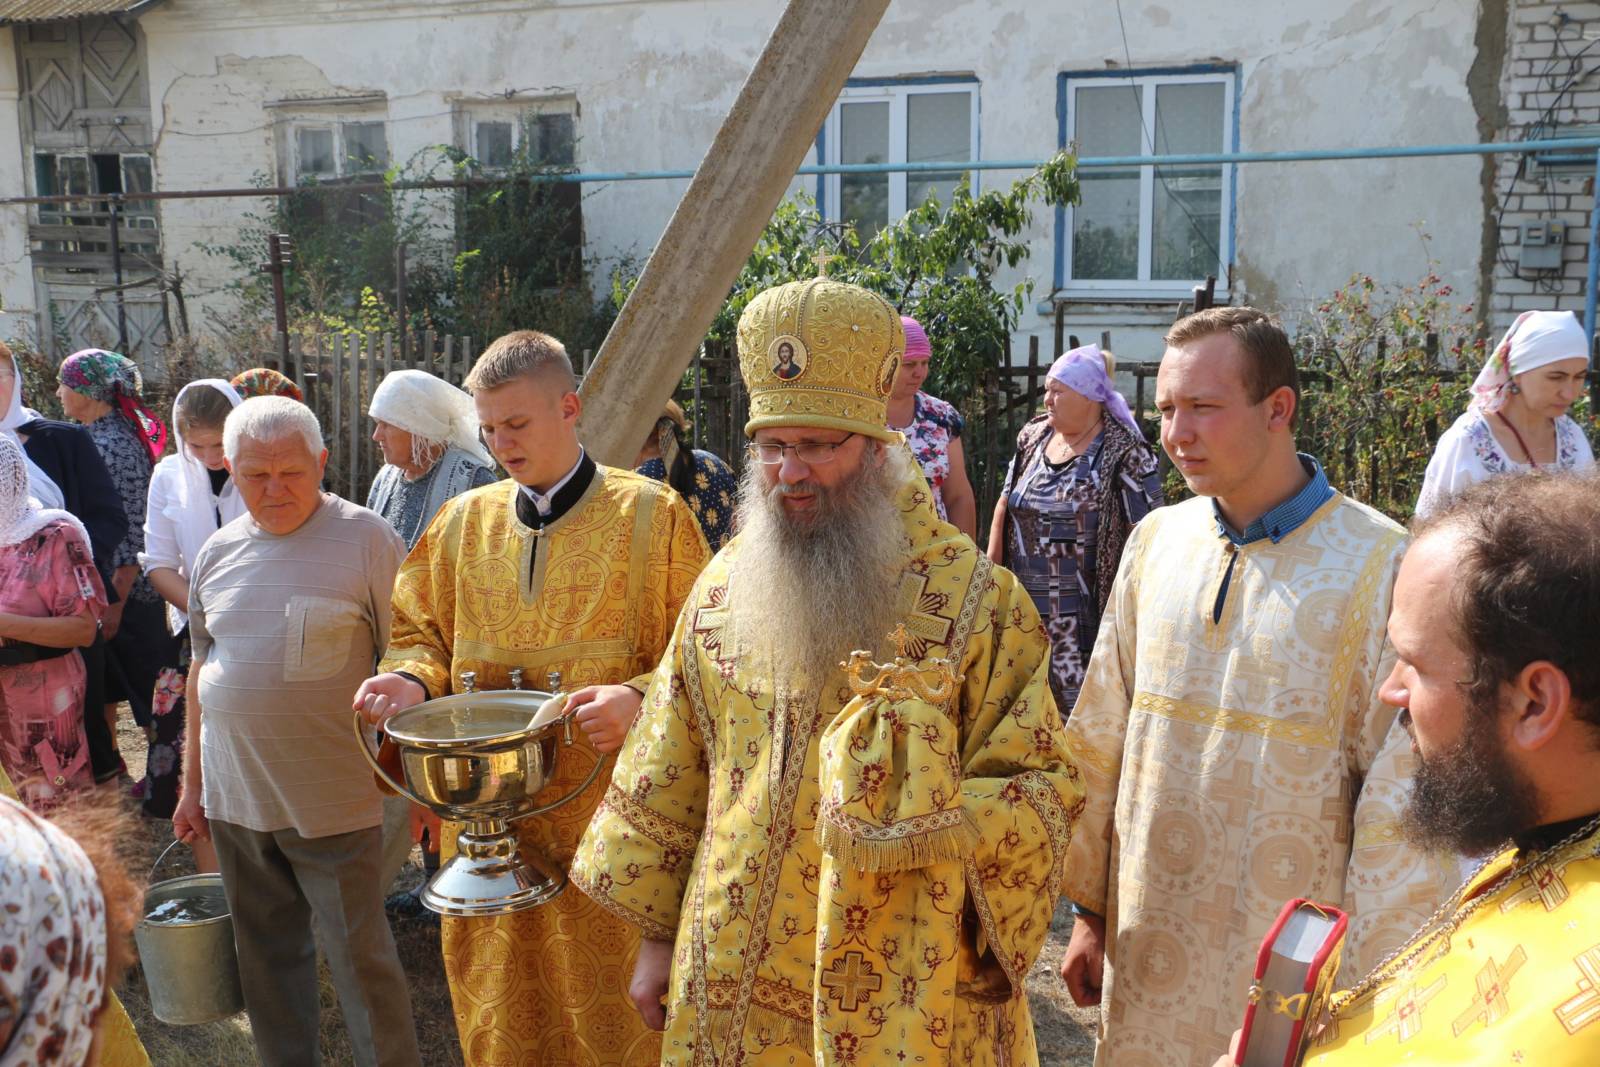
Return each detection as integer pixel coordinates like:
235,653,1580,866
1046,344,1142,441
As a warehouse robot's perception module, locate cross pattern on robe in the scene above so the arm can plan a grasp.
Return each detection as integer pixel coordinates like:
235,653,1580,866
1365,976,1446,1045
1211,761,1261,825
1498,859,1571,913
893,572,955,659
1319,779,1353,846
1269,851,1299,883
544,578,595,620
1193,882,1245,951
1555,946,1600,1035
1450,946,1527,1036
1266,541,1324,582
820,951,882,1012
692,587,730,656
1230,638,1287,706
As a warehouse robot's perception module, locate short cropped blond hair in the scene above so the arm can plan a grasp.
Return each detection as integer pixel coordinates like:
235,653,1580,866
464,330,576,394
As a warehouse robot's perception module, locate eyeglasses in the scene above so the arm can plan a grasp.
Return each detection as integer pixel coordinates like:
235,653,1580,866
746,433,856,466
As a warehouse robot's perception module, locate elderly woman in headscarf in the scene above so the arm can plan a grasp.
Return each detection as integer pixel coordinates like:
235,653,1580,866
135,380,243,864
0,435,107,810
986,343,1163,719
366,369,498,550
0,342,127,784
230,366,304,403
1416,309,1594,517
56,350,175,780
886,315,977,537
365,370,497,916
634,399,737,552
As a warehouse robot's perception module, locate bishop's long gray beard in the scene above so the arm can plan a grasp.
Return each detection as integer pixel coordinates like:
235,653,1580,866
726,447,911,695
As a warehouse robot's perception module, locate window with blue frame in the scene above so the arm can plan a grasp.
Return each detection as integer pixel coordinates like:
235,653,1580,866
819,79,979,242
1059,67,1236,295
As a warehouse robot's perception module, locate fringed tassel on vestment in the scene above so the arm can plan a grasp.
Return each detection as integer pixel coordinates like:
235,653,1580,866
704,1004,814,1056
817,807,978,871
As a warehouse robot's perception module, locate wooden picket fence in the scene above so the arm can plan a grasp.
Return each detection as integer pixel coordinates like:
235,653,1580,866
274,332,476,503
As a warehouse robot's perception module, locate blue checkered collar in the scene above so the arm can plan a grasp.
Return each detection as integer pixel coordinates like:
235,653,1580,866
1212,454,1334,546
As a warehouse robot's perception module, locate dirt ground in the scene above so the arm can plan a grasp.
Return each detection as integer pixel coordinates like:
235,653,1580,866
114,710,1097,1066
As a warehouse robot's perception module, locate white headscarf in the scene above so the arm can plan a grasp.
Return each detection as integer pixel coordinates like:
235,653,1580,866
1471,310,1591,413
0,794,109,1067
0,433,87,550
0,350,65,510
368,369,493,468
149,380,244,634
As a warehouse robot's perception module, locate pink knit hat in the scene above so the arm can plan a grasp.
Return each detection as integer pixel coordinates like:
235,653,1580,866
900,316,931,363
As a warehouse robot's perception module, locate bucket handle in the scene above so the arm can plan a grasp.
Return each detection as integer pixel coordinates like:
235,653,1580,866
149,837,189,881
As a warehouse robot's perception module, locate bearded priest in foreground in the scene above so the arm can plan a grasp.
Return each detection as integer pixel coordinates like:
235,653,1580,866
572,276,1085,1066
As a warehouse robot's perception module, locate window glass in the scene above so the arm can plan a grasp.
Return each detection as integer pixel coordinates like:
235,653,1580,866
1072,85,1142,281
476,121,514,168
535,113,576,166
906,91,971,212
342,121,389,172
1151,82,1225,280
296,128,335,179
840,100,890,241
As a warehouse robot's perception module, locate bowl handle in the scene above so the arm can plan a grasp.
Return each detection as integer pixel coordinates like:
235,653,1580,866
352,708,432,809
521,742,609,818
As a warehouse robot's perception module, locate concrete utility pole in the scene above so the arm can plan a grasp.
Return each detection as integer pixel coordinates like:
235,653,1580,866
576,0,891,466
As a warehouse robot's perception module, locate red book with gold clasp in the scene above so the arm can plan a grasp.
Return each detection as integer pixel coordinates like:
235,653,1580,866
1234,898,1347,1067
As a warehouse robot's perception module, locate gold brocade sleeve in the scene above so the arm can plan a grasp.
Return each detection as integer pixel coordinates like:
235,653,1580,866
571,587,710,941
954,565,1086,997
378,493,464,698
1057,513,1152,915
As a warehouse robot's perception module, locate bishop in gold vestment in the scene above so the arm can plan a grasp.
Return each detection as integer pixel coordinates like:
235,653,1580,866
1063,489,1455,1067
572,276,1084,1066
381,467,708,1066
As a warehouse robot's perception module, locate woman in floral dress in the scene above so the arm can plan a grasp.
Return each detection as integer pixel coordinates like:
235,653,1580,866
887,316,977,537
0,434,107,810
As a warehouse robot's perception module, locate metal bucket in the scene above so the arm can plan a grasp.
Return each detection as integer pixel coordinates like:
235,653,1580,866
133,841,245,1025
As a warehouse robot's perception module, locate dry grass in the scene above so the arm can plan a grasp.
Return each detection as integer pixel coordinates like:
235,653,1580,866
115,709,1093,1066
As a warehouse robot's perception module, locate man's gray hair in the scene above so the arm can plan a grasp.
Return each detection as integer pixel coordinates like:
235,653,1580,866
223,395,324,461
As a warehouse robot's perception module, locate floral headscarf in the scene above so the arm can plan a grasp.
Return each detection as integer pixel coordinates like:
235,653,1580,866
58,349,167,463
231,367,303,403
1470,309,1590,413
0,794,109,1067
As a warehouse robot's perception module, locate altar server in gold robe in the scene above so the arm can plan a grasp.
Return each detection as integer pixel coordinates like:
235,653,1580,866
572,276,1085,1067
1212,471,1600,1066
1059,307,1454,1067
354,330,709,1067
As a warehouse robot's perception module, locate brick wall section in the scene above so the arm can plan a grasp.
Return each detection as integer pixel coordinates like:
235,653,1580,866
1491,2,1600,329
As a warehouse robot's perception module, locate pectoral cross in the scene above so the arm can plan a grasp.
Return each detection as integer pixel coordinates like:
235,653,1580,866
820,950,882,1012
1556,946,1600,1035
1451,946,1527,1036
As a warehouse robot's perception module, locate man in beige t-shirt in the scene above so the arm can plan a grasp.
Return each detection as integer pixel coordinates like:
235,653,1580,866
173,396,419,1067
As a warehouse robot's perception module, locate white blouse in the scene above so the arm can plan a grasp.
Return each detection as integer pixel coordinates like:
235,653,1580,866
1415,408,1594,518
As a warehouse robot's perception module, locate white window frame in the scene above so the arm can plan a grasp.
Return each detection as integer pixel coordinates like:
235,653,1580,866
1062,70,1235,298
286,118,390,185
457,99,580,172
821,81,980,228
